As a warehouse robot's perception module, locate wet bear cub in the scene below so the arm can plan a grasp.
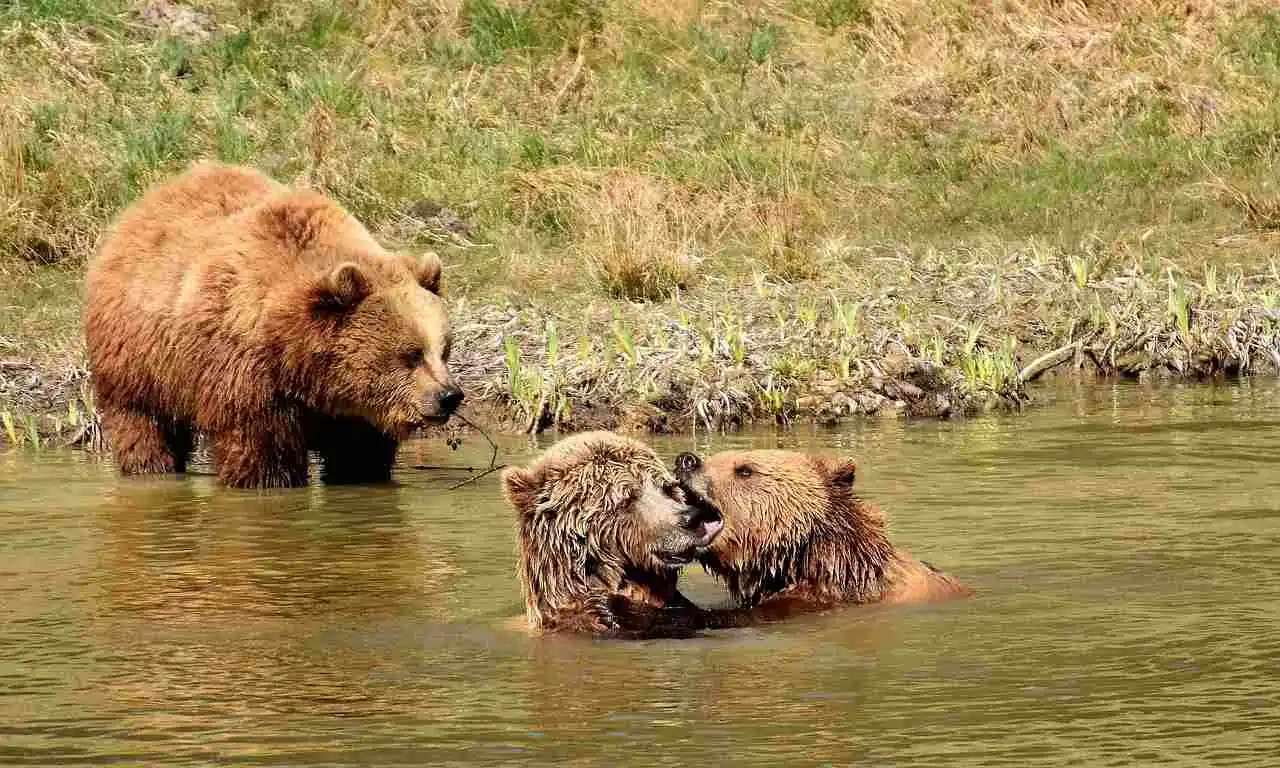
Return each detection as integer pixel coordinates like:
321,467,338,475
675,449,972,619
502,431,733,638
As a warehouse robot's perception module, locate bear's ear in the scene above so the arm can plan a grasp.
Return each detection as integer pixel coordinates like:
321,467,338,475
502,466,540,513
316,262,371,311
414,251,442,294
821,456,856,489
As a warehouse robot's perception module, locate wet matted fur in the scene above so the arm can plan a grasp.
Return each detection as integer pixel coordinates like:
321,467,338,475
503,431,732,638
675,449,972,619
85,163,461,488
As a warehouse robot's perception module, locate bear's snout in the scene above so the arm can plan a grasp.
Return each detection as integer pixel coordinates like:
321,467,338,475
683,497,723,545
437,386,465,415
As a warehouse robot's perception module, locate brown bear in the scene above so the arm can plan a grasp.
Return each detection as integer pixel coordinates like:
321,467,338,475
674,449,972,619
502,431,735,638
85,163,463,488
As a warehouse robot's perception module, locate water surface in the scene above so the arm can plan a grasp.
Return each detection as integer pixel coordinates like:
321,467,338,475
2,382,1278,765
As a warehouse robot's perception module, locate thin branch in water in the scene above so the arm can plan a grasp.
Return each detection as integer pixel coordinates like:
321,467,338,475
444,412,506,490
406,413,503,476
446,462,506,490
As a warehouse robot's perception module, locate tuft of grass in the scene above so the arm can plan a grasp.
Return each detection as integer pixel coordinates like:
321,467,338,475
467,0,540,64
593,247,693,302
1167,271,1192,343
810,0,870,31
1068,255,1091,290
830,291,859,339
1214,179,1280,232
517,169,700,300
1,411,17,445
960,336,1021,401
747,23,780,65
612,315,639,367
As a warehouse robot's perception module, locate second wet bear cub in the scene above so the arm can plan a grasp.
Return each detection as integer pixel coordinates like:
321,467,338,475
675,449,971,619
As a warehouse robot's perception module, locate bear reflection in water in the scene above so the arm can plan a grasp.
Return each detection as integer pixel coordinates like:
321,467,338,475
94,480,455,625
91,480,462,726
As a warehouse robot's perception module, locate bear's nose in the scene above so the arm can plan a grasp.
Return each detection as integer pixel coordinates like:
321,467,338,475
674,452,701,475
438,386,465,414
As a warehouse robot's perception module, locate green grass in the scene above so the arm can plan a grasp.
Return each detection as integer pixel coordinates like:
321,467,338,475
3,0,1280,443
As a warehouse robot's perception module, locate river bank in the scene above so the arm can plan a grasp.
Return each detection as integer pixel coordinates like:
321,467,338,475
4,241,1278,449
4,1,1280,447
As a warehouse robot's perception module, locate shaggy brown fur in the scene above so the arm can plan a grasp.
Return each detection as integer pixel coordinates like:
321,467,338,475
675,450,972,618
503,431,733,638
85,163,462,488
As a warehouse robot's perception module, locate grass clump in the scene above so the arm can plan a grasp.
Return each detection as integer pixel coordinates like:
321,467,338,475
467,0,540,64
591,243,694,302
514,168,701,299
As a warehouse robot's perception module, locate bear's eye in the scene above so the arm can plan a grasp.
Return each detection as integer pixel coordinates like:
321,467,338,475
735,465,754,479
401,347,425,367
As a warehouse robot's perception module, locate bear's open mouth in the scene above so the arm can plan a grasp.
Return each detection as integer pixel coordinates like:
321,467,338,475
694,518,724,545
680,487,725,546
658,510,724,567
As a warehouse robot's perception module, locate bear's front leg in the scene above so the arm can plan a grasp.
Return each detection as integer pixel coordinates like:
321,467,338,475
212,419,309,489
100,403,194,476
310,416,399,485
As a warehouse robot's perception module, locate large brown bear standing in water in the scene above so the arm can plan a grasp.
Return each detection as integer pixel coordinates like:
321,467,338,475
502,432,730,638
674,450,972,618
85,163,463,488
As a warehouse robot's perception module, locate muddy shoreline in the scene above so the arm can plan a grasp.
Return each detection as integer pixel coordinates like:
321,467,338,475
0,341,1270,452
5,247,1279,449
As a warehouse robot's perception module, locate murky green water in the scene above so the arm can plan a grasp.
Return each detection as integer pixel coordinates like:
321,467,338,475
2,382,1279,766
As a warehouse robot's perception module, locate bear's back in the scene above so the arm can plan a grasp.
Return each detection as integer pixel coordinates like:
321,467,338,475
87,164,282,308
85,164,384,416
87,163,397,322
92,163,280,265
